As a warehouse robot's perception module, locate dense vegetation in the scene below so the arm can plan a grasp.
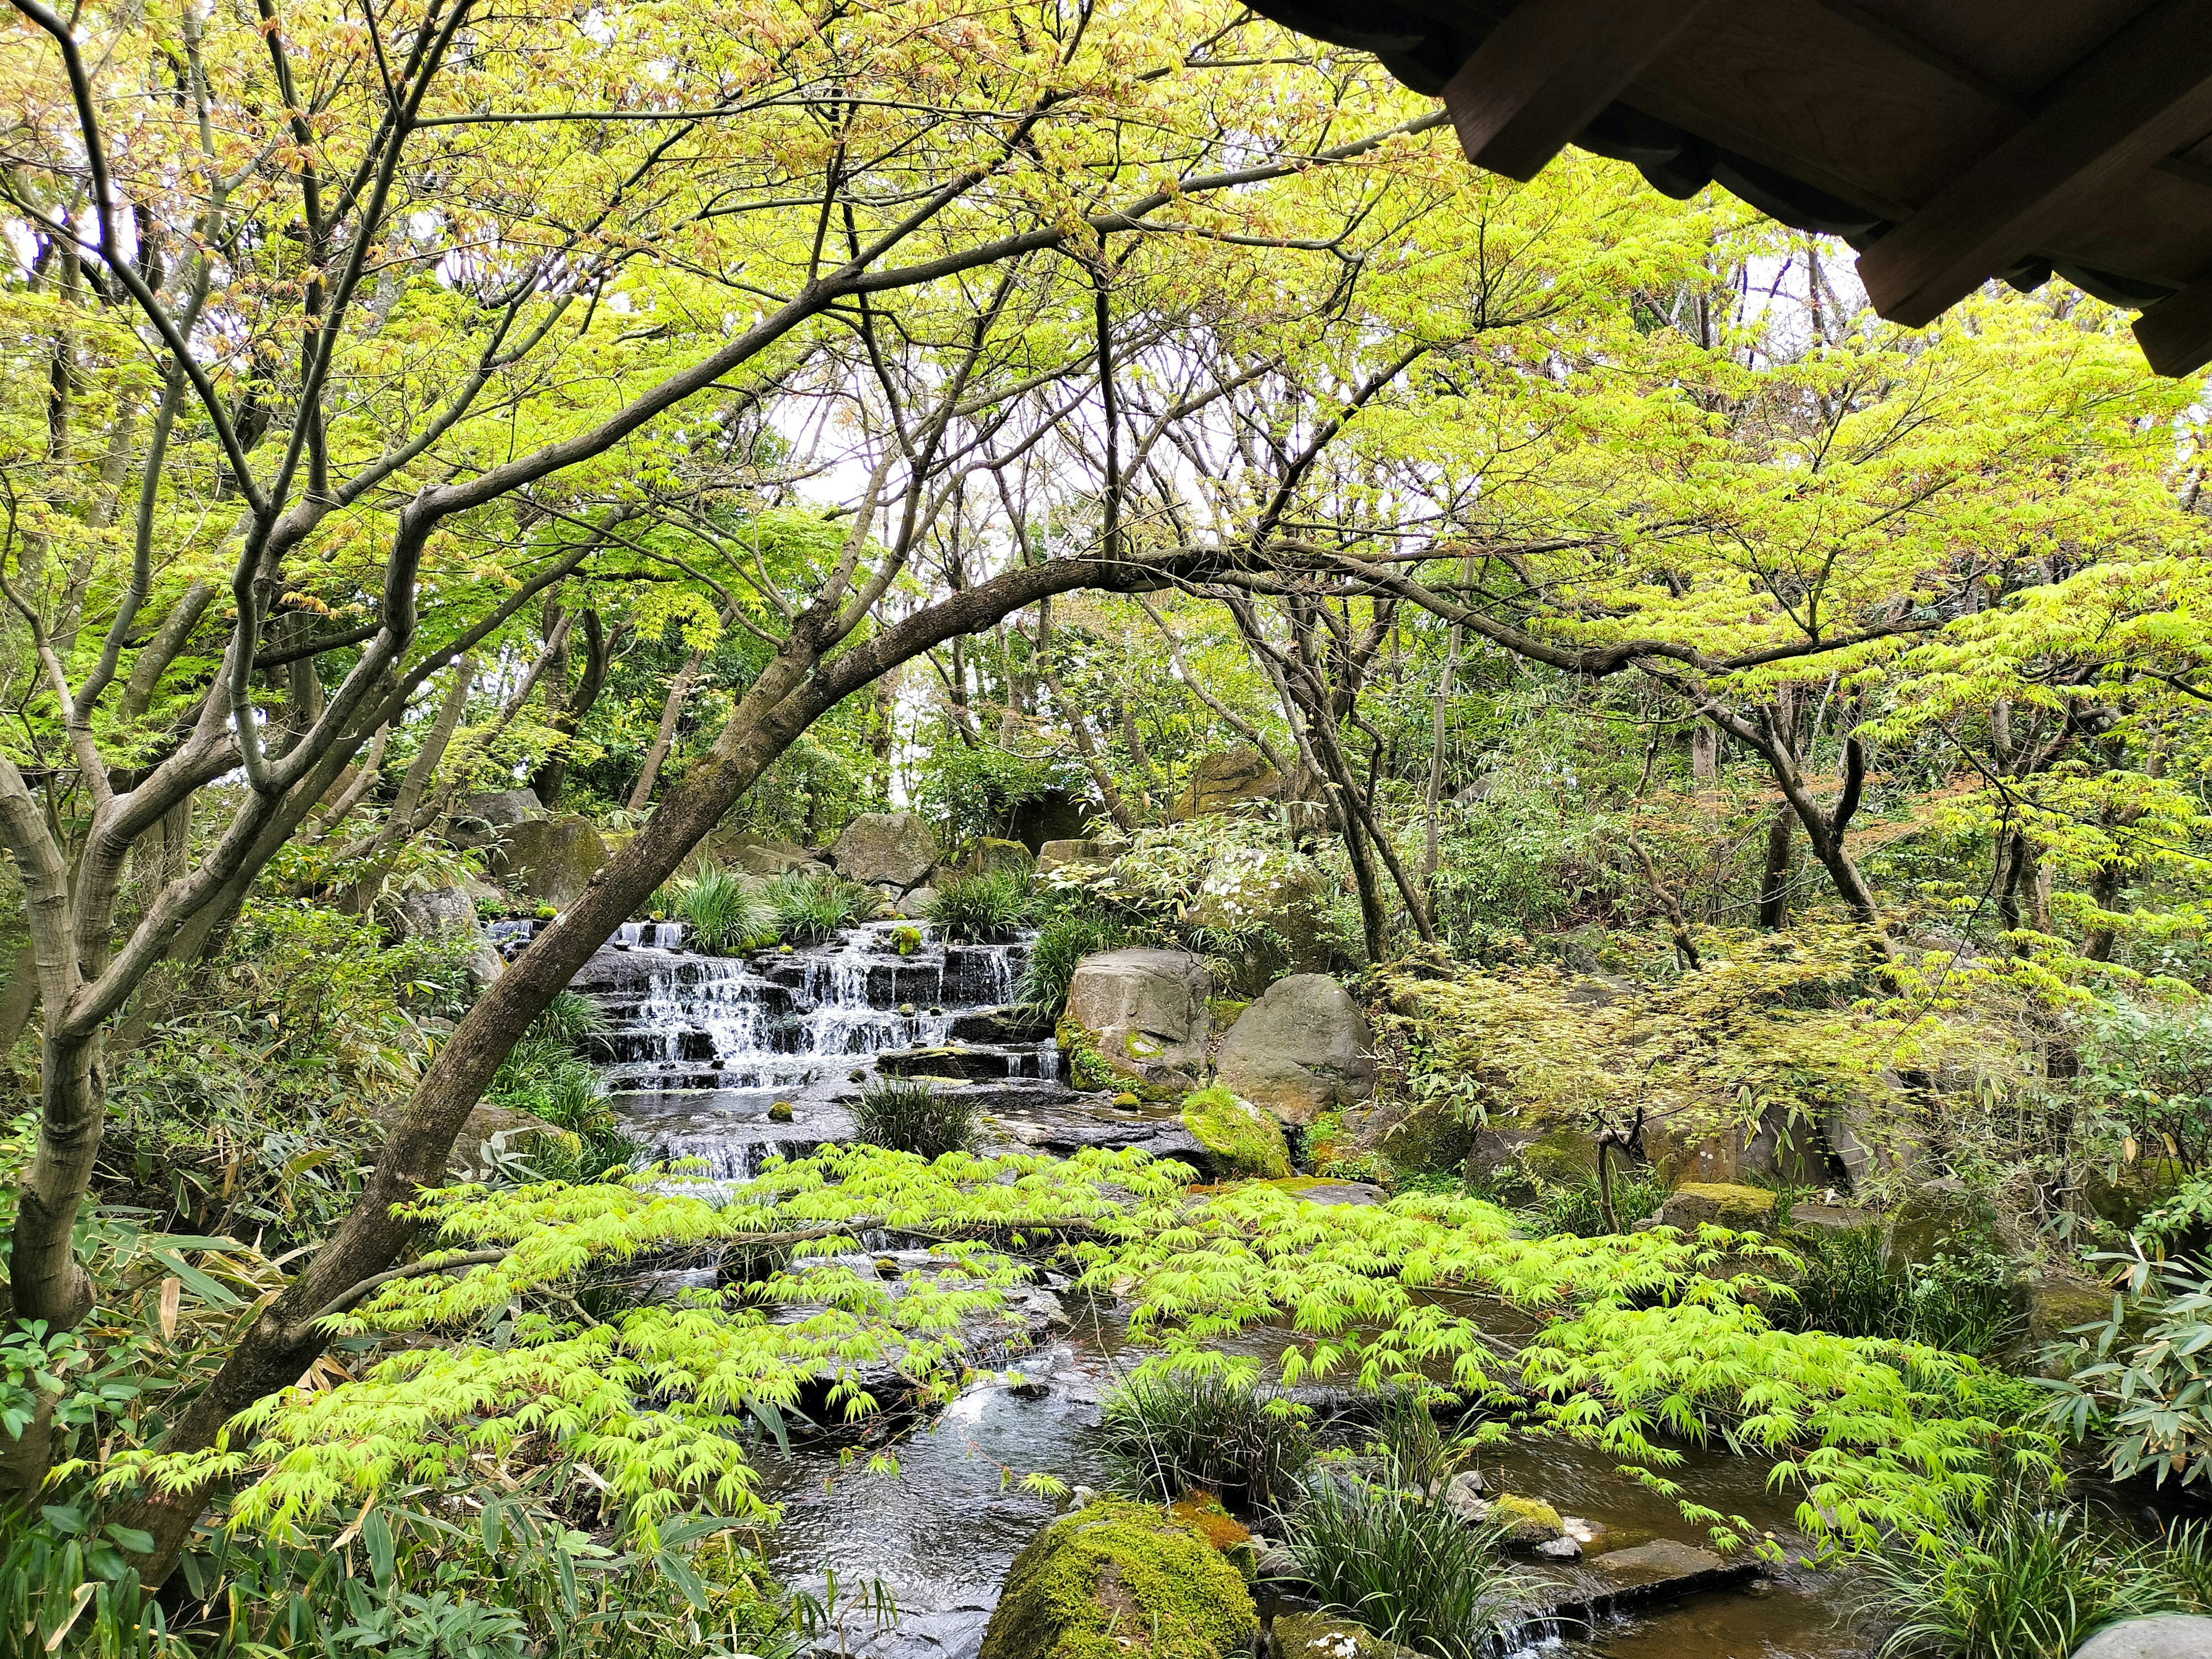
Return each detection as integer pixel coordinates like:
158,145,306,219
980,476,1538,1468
4,0,2212,1654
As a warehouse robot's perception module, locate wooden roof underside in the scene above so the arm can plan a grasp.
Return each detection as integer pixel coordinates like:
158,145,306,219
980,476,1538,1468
1245,0,2212,376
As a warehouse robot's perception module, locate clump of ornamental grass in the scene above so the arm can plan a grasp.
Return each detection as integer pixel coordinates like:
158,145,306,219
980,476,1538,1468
926,869,1034,943
672,863,778,954
1365,1387,1476,1493
769,873,874,943
1018,913,1128,1017
1858,1489,2186,1659
1099,1370,1312,1512
1286,1476,1521,1659
851,1077,978,1160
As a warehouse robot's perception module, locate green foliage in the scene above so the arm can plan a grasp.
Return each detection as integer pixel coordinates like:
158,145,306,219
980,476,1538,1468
2078,997,2212,1171
2042,1249,2212,1486
484,995,636,1180
669,863,778,954
1020,915,1130,1017
1510,1166,1672,1238
851,1078,979,1160
1098,1372,1312,1512
1286,1478,1519,1659
0,1505,181,1657
1780,1228,2024,1358
1364,1388,1474,1492
911,747,1086,855
927,869,1036,943
1858,1489,2189,1659
767,873,874,943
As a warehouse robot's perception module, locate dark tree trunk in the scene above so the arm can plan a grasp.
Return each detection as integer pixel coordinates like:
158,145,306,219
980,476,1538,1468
1757,806,1794,930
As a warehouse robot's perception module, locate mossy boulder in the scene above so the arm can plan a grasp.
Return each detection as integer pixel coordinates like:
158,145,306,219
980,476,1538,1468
979,1499,1256,1659
1271,1612,1417,1659
1650,1182,1777,1231
1180,1088,1292,1180
1487,1493,1563,1545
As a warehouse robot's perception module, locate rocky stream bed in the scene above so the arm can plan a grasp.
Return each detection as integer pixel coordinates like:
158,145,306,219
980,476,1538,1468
546,917,1875,1659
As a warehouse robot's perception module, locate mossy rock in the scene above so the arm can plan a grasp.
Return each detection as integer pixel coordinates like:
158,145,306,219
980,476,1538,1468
979,1499,1256,1659
1653,1182,1777,1230
1181,1088,1292,1180
1271,1612,1418,1659
1166,1490,1252,1554
1487,1493,1562,1544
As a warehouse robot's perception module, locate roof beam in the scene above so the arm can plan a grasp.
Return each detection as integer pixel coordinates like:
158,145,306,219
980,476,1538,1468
2134,275,2212,378
1439,0,1716,184
1857,0,2212,328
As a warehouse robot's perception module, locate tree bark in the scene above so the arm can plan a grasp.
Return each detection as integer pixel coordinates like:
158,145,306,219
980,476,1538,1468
378,658,475,844
627,649,703,812
119,581,215,721
1757,805,1794,930
529,609,609,809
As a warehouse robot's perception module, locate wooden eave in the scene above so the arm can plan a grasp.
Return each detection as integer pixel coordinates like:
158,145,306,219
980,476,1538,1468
1244,0,2212,375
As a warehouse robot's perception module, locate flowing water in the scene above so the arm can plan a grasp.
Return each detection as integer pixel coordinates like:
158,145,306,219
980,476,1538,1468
567,921,1871,1659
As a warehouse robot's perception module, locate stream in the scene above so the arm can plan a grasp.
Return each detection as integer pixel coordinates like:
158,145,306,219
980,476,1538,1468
557,919,1876,1659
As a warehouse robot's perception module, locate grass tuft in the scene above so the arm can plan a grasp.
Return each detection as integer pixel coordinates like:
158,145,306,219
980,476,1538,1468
926,869,1034,943
671,863,778,954
1286,1475,1521,1659
1018,914,1128,1017
1099,1370,1312,1512
851,1076,978,1160
769,873,874,943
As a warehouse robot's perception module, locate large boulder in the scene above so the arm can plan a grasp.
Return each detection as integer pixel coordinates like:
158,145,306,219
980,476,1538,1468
1007,788,1097,852
2073,1617,2212,1659
1213,975,1376,1127
1062,948,1211,1089
457,787,544,828
1170,748,1283,820
978,1499,1255,1659
490,815,607,908
963,836,1036,878
1646,1182,1778,1231
828,810,938,889
1191,854,1332,988
387,886,503,989
1037,837,1123,875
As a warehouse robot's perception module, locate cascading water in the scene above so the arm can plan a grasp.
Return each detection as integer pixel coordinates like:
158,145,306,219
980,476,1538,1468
571,920,1062,1179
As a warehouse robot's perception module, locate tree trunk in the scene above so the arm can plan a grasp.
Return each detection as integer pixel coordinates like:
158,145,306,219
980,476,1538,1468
627,650,703,812
1757,806,1794,930
529,610,609,809
380,658,475,843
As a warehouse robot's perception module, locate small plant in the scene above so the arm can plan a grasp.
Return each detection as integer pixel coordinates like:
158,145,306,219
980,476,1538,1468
769,873,873,943
1019,913,1128,1017
891,925,922,957
925,869,1033,943
1066,1037,1115,1093
1780,1228,2025,1359
1098,1371,1312,1511
1366,1387,1473,1493
672,863,778,954
1857,1489,2184,1658
1516,1166,1670,1238
1286,1475,1521,1659
851,1077,978,1160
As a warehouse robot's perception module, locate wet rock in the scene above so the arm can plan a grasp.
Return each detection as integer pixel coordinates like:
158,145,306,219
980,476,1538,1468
978,1498,1256,1659
1442,1470,1488,1525
1063,947,1211,1088
387,885,503,989
2073,1614,2212,1658
1212,975,1376,1127
1286,1180,1388,1208
768,1100,795,1124
1645,1182,1778,1232
950,1005,1058,1044
1269,1612,1415,1659
1170,747,1285,820
984,1091,1221,1176
490,815,608,908
1535,1536,1581,1560
1036,837,1124,875
1585,1537,1755,1600
879,1044,1027,1083
1560,1515,1604,1552
830,810,940,889
1785,1201,1876,1236
1180,1087,1291,1180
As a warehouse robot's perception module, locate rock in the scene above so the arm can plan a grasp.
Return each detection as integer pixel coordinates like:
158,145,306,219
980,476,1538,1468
387,885,503,988
1191,856,1332,990
1170,747,1284,820
1442,1471,1489,1525
903,885,938,918
1212,975,1376,1127
1649,1182,1778,1231
1007,789,1098,853
1288,1180,1389,1207
1560,1516,1605,1551
489,815,608,908
978,1499,1256,1659
447,1103,565,1176
1037,837,1124,875
1487,1494,1563,1545
711,830,825,880
768,1100,795,1124
2073,1615,2212,1658
965,838,1036,878
1886,1175,1995,1269
457,787,544,829
1063,948,1211,1088
829,811,939,889
1270,1612,1416,1659
1535,1536,1582,1560
1180,1088,1292,1180
1355,1094,1471,1179
1785,1202,1876,1236
1587,1538,1753,1597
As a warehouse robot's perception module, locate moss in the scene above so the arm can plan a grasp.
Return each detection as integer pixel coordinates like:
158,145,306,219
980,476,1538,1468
978,1499,1256,1659
1208,997,1251,1035
1056,1017,1115,1092
1487,1493,1561,1544
1181,1087,1291,1180
1664,1181,1778,1229
1166,1490,1251,1552
1272,1613,1417,1659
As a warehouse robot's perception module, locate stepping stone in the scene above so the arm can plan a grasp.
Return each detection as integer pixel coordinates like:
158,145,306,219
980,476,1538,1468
2075,1615,2212,1658
1588,1538,1759,1603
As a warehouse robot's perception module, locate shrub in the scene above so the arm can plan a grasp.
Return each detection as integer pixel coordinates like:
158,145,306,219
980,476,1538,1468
1513,1166,1671,1238
1779,1227,2024,1359
672,863,778,953
851,1077,978,1160
485,994,638,1179
1098,1371,1312,1511
1286,1476,1521,1659
1019,914,1128,1017
1858,1491,2183,1658
768,873,873,942
926,869,1034,943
